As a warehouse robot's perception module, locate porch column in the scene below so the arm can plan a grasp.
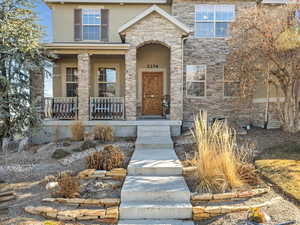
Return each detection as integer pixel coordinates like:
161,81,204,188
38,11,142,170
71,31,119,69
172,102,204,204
77,53,90,121
170,43,183,121
125,47,137,120
30,68,44,117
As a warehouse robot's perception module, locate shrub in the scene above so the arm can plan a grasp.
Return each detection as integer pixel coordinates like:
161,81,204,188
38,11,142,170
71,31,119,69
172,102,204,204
55,172,80,198
71,147,82,153
86,145,124,170
80,140,96,151
51,149,71,159
190,113,243,192
70,122,85,141
94,125,114,142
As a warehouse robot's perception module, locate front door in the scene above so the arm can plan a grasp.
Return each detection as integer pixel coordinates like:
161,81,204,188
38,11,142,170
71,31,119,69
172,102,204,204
142,72,163,115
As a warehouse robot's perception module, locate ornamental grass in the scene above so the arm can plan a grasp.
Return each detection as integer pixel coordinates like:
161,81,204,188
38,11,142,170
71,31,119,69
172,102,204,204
190,112,244,192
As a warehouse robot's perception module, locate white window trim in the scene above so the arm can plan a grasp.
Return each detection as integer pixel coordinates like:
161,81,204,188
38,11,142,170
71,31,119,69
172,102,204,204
65,67,78,97
82,9,101,41
186,65,207,99
194,4,235,39
61,63,77,97
94,63,120,97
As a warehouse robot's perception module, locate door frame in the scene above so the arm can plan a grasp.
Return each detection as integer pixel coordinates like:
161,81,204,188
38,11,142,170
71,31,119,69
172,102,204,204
140,69,165,116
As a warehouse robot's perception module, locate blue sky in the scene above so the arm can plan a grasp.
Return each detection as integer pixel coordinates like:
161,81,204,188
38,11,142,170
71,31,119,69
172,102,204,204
34,0,53,96
34,0,52,42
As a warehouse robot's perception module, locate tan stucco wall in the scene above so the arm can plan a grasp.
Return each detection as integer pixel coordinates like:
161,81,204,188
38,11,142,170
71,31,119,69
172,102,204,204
50,3,171,43
136,43,170,112
53,56,78,97
53,55,125,97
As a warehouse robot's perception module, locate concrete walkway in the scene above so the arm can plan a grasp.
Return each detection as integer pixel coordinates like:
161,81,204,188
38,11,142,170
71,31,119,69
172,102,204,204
119,126,193,225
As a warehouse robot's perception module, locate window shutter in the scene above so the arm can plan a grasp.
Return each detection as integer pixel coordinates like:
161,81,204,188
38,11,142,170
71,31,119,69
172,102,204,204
101,9,109,42
74,9,82,41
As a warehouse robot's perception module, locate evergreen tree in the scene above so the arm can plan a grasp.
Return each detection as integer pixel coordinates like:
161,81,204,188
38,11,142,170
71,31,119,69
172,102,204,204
0,0,51,139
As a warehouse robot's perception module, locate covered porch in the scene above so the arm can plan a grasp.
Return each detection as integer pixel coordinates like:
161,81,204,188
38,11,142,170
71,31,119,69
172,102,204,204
43,5,190,122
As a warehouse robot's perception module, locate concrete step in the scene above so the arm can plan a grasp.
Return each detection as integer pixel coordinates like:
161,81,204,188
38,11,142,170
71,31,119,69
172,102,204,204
135,136,173,150
121,176,190,202
138,126,171,137
118,220,194,225
119,202,192,219
128,149,182,176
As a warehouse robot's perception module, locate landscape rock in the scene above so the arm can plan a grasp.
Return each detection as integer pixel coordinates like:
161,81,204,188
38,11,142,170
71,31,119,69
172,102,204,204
45,182,59,190
18,137,29,152
2,138,9,154
24,206,118,223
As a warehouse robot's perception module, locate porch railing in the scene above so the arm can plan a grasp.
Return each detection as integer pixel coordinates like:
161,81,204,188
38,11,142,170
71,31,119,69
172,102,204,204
90,97,125,120
44,97,78,120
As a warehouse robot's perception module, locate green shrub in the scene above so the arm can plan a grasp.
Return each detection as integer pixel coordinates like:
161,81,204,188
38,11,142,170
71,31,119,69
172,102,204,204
52,149,71,159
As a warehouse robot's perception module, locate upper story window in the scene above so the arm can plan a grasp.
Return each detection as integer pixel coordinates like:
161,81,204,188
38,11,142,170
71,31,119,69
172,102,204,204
74,8,109,42
195,5,235,38
82,9,101,41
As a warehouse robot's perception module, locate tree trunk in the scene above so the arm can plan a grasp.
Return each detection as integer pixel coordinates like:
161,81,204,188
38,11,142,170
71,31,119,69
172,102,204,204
0,57,10,138
281,82,300,133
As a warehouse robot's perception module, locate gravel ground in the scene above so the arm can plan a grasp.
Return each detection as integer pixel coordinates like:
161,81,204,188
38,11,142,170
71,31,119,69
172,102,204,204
174,128,300,225
0,139,135,225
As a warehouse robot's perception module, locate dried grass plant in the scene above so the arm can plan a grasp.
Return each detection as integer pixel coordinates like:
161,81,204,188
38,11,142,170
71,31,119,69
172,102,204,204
190,112,244,192
70,122,85,141
94,125,114,142
55,172,80,198
86,145,124,170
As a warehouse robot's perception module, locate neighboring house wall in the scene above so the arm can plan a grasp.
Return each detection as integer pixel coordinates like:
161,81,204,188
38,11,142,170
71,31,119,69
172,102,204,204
50,3,171,43
172,0,256,126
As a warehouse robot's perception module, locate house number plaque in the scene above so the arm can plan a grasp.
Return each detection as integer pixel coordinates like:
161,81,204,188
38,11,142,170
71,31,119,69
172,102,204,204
147,64,159,69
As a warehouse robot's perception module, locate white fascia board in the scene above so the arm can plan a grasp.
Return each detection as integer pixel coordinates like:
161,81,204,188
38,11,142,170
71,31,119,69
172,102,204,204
44,0,167,3
43,43,130,49
262,0,300,4
118,5,191,34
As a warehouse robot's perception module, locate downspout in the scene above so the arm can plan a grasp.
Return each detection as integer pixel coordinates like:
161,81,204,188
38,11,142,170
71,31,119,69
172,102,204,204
181,36,188,128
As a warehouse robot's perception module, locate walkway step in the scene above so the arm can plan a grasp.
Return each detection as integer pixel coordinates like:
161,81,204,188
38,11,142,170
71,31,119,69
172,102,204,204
136,137,173,150
121,176,190,202
118,220,194,225
119,202,192,219
138,126,171,137
128,149,182,176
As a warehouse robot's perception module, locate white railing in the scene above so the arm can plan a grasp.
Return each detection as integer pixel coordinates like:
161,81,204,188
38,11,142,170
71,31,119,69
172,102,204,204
44,97,78,120
90,97,125,120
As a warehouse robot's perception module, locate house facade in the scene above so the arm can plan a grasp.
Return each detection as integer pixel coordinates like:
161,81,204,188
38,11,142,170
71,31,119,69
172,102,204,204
40,0,291,138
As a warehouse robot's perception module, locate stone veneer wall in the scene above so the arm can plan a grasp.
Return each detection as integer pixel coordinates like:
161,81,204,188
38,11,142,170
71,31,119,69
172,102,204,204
172,1,256,127
77,53,90,121
124,12,185,121
30,69,44,115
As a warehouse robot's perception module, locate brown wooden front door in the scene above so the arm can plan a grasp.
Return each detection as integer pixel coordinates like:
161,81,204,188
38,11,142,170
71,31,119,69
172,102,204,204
142,72,163,115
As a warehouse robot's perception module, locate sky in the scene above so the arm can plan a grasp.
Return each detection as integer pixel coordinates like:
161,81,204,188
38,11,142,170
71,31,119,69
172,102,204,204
34,0,53,97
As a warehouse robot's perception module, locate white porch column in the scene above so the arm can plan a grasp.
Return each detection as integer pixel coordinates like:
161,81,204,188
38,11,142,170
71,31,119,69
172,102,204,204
125,47,137,120
77,53,90,121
